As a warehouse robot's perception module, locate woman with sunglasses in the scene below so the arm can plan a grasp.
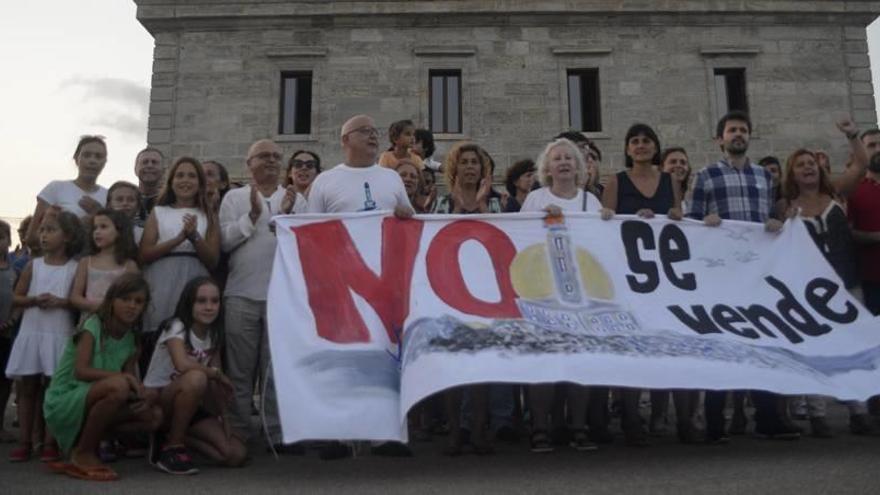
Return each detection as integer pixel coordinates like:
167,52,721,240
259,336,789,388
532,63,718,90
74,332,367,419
285,151,322,199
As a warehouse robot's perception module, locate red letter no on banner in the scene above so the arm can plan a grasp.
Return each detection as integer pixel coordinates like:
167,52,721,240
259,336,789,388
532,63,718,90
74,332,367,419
292,218,423,344
426,220,521,318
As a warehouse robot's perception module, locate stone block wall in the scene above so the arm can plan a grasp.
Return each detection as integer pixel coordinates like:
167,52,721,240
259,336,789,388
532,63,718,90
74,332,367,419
137,1,880,182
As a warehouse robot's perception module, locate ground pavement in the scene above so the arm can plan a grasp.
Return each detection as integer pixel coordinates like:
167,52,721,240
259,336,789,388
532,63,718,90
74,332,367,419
0,402,878,494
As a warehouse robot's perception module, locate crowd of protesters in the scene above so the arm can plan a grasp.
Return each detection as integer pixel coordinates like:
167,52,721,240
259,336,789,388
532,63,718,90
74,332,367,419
1,109,880,482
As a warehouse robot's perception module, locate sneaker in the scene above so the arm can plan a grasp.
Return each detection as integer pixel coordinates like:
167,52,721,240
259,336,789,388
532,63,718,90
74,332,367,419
810,417,833,439
569,430,598,452
39,445,62,463
155,446,199,475
371,442,413,457
850,414,875,436
319,441,351,461
8,445,30,463
529,430,554,453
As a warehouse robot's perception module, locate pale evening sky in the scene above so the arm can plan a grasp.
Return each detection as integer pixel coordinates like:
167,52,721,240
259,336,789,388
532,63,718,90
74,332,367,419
2,1,880,245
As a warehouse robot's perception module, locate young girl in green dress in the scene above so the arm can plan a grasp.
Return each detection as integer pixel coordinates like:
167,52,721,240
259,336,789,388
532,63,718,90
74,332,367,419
43,273,162,481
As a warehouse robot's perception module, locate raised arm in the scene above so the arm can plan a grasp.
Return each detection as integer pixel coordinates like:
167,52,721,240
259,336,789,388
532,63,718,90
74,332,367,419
832,117,869,199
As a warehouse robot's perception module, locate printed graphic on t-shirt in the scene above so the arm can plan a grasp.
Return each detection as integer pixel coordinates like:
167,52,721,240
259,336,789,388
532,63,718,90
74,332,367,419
360,182,377,211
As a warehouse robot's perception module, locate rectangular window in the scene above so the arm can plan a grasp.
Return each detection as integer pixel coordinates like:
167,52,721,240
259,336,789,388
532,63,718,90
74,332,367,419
279,71,313,135
429,70,462,134
567,69,601,132
714,68,748,115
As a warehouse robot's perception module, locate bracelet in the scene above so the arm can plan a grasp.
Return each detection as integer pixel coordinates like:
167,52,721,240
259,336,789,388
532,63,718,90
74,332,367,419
847,130,860,140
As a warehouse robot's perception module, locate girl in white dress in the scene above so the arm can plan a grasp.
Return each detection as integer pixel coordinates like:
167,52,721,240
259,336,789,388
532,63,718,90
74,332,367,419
140,158,220,336
6,211,83,462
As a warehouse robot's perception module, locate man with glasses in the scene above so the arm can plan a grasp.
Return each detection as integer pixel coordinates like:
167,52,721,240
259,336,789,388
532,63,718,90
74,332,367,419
306,115,414,459
307,115,414,216
219,139,305,453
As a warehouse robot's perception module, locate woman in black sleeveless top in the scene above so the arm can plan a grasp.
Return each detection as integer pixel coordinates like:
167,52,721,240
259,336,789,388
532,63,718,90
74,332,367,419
597,124,688,446
601,123,682,219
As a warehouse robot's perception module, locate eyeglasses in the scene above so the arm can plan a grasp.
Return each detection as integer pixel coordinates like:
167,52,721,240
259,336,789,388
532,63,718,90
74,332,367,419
292,160,317,170
346,126,380,138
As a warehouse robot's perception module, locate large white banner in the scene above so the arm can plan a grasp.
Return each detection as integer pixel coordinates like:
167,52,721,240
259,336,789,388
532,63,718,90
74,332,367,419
268,212,880,443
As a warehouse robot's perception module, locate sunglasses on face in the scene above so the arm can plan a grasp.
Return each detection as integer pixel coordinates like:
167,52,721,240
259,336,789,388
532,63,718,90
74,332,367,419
292,160,317,170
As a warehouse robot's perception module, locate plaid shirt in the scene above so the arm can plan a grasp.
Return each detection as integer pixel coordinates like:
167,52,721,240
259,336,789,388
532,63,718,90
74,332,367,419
686,159,774,223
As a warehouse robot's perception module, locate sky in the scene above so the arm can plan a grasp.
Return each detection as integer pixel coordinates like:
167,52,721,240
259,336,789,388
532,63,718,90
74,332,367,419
3,1,880,246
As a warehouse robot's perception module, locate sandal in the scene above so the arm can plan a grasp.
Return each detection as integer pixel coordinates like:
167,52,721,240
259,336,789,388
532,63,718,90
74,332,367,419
569,430,598,452
63,463,119,482
530,430,554,453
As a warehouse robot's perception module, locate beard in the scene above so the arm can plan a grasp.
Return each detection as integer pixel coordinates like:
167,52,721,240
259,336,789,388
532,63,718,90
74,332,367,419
724,139,749,156
869,153,880,173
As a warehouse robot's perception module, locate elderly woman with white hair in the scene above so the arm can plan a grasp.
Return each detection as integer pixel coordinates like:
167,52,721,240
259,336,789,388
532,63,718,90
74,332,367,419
521,138,602,214
519,138,601,454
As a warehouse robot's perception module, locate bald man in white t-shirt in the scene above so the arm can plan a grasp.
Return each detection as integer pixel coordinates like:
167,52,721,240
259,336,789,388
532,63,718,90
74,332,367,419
306,115,415,460
307,115,414,217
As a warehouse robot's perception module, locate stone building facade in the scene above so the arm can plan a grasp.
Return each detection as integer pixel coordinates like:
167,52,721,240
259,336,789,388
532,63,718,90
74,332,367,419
135,1,880,181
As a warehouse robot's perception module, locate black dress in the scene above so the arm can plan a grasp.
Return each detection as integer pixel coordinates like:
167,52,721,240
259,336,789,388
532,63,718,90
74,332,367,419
615,171,674,215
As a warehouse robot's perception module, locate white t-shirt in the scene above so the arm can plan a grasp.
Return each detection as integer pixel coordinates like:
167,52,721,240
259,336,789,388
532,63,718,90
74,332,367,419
307,163,412,213
143,319,214,388
38,180,108,218
520,187,602,213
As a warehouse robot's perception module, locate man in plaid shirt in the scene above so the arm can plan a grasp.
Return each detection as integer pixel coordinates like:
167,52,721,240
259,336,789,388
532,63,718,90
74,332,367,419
687,111,779,225
686,111,791,444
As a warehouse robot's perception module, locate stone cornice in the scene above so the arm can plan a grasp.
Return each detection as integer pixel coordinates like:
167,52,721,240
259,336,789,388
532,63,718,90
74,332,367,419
135,1,880,34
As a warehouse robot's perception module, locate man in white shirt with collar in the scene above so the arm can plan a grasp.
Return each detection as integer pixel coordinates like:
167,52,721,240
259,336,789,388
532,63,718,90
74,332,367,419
219,139,305,451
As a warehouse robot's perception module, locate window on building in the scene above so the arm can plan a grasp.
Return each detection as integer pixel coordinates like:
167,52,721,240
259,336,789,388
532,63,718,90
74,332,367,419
714,68,748,115
429,70,462,134
279,72,313,135
567,69,601,132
